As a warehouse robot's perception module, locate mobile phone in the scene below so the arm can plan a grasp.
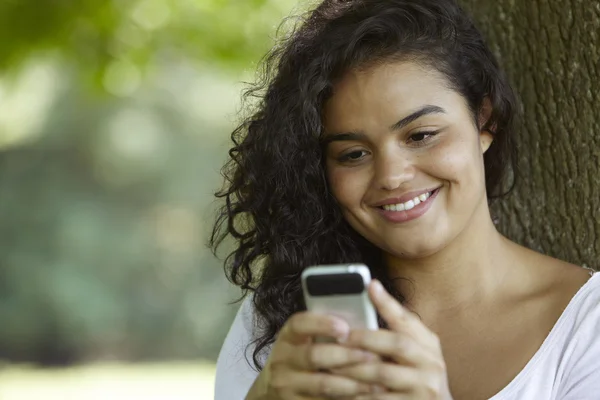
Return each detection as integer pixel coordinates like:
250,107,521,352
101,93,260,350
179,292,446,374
301,264,379,335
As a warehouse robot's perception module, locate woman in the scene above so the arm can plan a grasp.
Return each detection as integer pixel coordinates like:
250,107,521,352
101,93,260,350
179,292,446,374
211,0,600,399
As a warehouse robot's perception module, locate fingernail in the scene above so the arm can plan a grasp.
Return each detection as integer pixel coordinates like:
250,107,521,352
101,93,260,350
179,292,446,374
372,280,384,293
351,349,373,361
362,351,378,362
333,320,349,341
359,383,373,393
336,332,349,343
371,384,385,393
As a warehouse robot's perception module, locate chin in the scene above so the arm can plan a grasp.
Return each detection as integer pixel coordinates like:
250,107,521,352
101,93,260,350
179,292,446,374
372,224,452,259
383,240,445,260
345,214,451,260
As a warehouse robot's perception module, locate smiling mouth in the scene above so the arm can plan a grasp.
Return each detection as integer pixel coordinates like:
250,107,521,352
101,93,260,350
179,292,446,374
377,188,440,212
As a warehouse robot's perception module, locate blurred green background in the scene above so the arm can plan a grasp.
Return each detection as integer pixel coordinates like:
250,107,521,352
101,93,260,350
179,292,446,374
0,0,305,397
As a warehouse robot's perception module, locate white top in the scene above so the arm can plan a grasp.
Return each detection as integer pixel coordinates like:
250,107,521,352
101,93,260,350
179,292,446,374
215,272,600,400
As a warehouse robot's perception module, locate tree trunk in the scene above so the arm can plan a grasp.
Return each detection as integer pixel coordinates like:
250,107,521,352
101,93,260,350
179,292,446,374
459,0,600,269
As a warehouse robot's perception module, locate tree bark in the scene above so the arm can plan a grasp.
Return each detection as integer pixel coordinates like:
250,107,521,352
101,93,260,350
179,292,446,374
459,0,600,269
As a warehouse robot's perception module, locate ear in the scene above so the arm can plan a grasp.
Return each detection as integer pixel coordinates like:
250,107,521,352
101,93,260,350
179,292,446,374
480,129,493,154
478,97,494,154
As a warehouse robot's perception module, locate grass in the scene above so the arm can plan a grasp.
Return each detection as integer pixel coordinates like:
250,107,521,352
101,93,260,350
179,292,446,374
0,361,216,400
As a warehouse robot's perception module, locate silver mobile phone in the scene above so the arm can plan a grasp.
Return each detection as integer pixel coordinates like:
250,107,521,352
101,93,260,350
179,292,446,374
301,264,379,333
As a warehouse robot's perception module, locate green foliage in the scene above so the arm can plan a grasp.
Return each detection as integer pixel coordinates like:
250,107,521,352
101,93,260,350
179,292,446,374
0,0,302,89
0,75,240,363
0,0,307,364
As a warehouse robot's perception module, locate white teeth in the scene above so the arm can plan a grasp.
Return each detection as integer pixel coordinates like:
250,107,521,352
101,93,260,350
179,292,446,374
381,191,432,212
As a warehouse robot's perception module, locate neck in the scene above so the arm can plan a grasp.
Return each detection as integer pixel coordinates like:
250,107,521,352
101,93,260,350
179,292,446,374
385,201,518,318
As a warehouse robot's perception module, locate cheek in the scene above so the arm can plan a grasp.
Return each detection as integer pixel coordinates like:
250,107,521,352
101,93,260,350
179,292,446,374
428,133,483,183
327,166,369,207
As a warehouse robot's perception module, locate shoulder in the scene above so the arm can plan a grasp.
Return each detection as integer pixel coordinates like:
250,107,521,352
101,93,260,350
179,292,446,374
215,295,261,371
239,294,259,331
516,246,594,310
551,272,600,398
547,258,595,313
509,248,598,351
214,295,262,399
529,254,600,363
524,253,600,343
559,271,600,331
497,270,600,400
219,295,259,356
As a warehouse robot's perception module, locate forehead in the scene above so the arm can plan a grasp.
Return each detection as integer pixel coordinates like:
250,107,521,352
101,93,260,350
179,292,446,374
323,61,459,130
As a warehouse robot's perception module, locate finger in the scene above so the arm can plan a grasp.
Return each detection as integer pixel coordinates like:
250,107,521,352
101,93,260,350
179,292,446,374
352,394,412,400
279,312,350,345
369,280,437,343
283,342,378,371
270,369,376,398
345,329,437,366
332,362,418,391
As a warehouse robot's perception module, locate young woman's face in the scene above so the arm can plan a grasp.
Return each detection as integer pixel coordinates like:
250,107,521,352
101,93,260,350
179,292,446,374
322,61,493,259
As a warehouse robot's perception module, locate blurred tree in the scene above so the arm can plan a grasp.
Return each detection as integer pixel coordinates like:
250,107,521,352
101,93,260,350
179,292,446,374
0,76,238,364
0,0,311,365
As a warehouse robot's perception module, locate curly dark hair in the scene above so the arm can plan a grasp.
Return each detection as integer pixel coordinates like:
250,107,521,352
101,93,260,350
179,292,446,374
210,0,518,370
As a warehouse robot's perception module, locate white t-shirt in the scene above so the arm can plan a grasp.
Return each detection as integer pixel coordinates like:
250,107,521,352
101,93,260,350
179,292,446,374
214,272,600,399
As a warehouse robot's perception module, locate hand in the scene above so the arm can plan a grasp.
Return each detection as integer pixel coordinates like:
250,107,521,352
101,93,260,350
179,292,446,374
246,311,380,400
333,280,453,400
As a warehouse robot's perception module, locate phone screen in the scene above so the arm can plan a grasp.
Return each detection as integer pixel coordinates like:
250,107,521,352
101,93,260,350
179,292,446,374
304,272,365,296
302,265,378,331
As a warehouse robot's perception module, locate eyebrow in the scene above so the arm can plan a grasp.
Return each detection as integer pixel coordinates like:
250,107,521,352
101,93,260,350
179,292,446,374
389,105,446,131
321,105,446,146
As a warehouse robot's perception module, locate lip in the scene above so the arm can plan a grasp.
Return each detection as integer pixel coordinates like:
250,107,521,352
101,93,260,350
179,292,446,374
375,187,441,224
372,187,442,207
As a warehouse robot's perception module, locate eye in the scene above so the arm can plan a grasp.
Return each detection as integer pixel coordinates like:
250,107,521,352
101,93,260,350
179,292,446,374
338,149,369,163
408,130,439,145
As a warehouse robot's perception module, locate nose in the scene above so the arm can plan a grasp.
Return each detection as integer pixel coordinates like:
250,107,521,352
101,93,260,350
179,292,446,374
373,149,415,191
